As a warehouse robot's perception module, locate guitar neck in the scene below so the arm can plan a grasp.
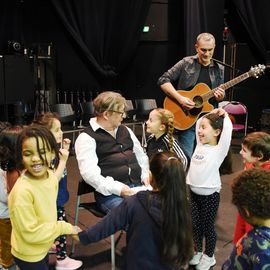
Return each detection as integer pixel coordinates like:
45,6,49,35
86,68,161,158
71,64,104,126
203,71,250,101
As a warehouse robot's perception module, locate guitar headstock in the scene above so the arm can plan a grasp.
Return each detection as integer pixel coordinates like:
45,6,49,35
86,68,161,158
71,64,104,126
249,64,266,78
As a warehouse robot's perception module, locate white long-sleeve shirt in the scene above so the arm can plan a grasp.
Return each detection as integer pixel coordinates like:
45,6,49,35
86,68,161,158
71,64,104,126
75,118,149,196
186,113,232,195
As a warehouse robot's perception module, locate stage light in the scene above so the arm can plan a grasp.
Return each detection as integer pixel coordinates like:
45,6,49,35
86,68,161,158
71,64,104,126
7,40,24,54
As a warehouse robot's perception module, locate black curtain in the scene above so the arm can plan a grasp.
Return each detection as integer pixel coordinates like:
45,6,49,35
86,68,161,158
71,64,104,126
183,0,225,57
51,0,151,79
230,0,270,63
0,1,25,53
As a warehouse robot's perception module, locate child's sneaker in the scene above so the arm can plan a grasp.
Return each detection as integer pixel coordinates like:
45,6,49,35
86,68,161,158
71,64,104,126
189,252,203,266
1,264,17,270
195,254,216,270
55,256,83,270
1,266,17,270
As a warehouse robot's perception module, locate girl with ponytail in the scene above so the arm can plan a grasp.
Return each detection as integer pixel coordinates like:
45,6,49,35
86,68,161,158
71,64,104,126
146,108,188,170
77,151,193,269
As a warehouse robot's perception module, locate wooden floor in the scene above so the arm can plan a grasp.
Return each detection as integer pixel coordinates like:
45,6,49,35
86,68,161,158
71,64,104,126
49,141,244,270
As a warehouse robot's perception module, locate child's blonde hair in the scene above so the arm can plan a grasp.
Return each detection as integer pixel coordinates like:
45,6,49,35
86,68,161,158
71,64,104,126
154,108,175,152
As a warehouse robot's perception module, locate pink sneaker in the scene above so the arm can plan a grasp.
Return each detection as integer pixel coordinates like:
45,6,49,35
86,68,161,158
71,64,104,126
55,256,83,270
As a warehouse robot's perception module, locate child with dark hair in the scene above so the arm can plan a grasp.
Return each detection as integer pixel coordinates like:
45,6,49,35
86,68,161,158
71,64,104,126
77,151,193,269
0,124,23,270
8,126,80,270
33,112,82,270
187,108,232,270
146,108,188,170
233,131,270,244
222,168,270,269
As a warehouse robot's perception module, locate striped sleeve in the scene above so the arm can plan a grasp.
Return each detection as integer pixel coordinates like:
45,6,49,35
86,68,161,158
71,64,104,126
163,135,188,171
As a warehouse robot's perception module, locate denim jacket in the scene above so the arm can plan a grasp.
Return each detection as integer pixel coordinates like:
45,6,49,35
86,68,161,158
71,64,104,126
157,54,224,91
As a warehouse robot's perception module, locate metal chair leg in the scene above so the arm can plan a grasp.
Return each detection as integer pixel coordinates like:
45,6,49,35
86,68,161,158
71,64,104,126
71,196,80,255
111,234,115,270
141,122,147,148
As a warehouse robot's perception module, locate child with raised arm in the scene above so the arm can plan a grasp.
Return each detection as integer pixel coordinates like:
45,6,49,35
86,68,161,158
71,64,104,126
233,131,270,244
187,108,232,270
77,151,193,269
33,112,82,270
0,124,22,270
8,126,80,270
146,108,188,170
222,168,270,269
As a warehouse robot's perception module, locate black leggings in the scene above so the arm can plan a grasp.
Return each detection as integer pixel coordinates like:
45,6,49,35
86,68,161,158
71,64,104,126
55,206,68,260
190,191,220,257
13,254,49,270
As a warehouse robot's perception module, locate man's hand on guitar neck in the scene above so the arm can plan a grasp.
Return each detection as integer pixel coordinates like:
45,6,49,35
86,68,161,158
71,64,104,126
214,86,225,102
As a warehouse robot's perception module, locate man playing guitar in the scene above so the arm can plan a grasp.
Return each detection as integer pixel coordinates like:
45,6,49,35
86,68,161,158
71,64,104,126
158,32,225,159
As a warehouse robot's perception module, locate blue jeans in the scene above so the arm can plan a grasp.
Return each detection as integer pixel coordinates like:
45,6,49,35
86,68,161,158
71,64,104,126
175,124,196,160
95,183,141,214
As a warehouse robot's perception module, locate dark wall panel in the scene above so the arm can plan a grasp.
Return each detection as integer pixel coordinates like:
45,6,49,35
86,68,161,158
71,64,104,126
0,56,4,104
0,55,35,122
226,43,270,128
140,2,168,41
3,55,35,104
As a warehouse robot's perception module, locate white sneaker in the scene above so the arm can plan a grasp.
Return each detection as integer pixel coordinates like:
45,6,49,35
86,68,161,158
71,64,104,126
195,254,216,270
55,256,83,270
189,252,203,266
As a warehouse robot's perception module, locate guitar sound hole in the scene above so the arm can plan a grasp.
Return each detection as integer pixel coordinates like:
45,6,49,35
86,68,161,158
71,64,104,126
193,96,203,108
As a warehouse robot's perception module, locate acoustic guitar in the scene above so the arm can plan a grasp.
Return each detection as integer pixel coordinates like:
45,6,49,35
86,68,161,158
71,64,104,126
163,64,266,130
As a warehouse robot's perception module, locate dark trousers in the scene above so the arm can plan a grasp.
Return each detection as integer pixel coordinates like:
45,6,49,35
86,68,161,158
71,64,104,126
13,254,49,270
190,191,220,257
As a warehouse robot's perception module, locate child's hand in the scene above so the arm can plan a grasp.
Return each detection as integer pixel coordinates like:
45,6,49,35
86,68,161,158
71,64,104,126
211,108,227,117
72,225,82,234
59,148,70,162
71,226,82,242
62,138,71,150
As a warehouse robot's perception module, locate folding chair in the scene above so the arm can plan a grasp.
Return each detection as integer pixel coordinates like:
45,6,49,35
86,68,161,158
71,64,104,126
71,179,116,270
223,101,248,136
134,98,157,120
123,100,145,146
50,103,83,143
134,99,157,147
78,101,95,127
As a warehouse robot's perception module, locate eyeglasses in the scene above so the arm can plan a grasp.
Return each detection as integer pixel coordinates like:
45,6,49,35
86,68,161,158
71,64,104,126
109,110,126,117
